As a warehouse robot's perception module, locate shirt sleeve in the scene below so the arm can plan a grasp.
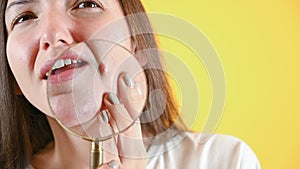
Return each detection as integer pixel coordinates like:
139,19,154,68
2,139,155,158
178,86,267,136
147,132,261,169
238,141,261,169
205,134,261,169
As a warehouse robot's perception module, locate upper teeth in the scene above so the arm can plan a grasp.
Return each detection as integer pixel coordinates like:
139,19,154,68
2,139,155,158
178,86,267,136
46,59,82,77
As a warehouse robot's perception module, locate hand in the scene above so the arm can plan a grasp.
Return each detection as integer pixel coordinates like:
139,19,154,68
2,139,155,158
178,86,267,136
97,74,148,169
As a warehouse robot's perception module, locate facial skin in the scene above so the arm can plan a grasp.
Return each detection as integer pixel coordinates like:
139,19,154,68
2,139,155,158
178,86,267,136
4,1,150,168
5,0,145,127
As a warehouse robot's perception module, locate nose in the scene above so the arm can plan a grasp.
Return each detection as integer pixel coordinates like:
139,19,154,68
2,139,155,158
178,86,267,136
40,12,74,50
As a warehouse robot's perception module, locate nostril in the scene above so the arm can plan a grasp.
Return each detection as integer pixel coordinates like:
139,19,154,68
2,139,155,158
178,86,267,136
41,30,73,50
41,39,69,50
43,42,50,50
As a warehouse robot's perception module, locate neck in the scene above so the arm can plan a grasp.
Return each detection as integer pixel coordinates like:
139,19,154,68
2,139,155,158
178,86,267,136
31,117,91,169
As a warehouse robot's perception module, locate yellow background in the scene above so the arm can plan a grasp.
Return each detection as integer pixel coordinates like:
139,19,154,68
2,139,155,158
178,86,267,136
143,1,300,169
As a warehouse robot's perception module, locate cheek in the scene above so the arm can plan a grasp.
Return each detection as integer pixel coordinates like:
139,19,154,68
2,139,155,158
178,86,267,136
88,15,133,50
6,33,38,80
6,32,50,114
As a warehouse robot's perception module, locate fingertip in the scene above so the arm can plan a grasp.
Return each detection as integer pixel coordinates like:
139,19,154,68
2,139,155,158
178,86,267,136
105,93,120,105
100,109,110,123
122,74,134,88
108,160,119,169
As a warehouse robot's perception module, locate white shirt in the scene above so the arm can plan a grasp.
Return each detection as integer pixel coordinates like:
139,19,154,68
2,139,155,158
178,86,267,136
147,132,261,169
27,132,260,169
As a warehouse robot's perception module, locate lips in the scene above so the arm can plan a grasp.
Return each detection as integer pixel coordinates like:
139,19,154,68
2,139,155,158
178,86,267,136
40,50,87,80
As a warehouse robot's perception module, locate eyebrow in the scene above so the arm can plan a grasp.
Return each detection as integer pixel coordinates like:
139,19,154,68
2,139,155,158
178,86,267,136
6,0,34,12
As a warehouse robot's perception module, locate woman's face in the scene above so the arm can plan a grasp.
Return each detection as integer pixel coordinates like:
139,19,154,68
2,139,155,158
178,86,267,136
5,0,144,125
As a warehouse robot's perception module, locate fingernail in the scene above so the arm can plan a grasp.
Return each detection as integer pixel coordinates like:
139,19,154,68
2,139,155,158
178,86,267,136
101,109,109,123
107,93,120,104
130,82,143,97
122,74,134,88
108,160,119,169
135,83,142,96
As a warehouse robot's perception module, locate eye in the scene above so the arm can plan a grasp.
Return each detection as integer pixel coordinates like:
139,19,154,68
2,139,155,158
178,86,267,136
74,1,103,10
78,1,99,8
11,12,37,29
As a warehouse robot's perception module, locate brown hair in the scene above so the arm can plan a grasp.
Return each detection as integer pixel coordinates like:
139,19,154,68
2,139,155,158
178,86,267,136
0,0,184,168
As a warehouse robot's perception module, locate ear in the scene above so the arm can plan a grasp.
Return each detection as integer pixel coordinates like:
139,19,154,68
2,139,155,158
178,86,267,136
131,37,147,67
14,80,22,95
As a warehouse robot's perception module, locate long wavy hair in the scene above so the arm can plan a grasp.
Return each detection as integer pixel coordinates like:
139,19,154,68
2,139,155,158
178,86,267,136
0,0,184,168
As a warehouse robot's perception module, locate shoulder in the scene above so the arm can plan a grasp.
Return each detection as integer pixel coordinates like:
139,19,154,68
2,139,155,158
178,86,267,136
189,133,261,168
147,132,261,169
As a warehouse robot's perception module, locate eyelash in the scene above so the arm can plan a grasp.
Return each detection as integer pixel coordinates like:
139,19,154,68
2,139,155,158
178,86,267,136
11,11,37,29
10,0,104,30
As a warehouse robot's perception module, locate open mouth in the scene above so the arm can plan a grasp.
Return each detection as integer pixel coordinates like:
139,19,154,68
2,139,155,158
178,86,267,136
44,59,87,79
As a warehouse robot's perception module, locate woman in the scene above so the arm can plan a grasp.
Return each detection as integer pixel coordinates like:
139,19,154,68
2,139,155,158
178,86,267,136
0,0,261,168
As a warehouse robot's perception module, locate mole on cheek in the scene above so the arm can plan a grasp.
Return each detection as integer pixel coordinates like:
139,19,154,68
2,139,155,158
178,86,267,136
99,63,108,75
